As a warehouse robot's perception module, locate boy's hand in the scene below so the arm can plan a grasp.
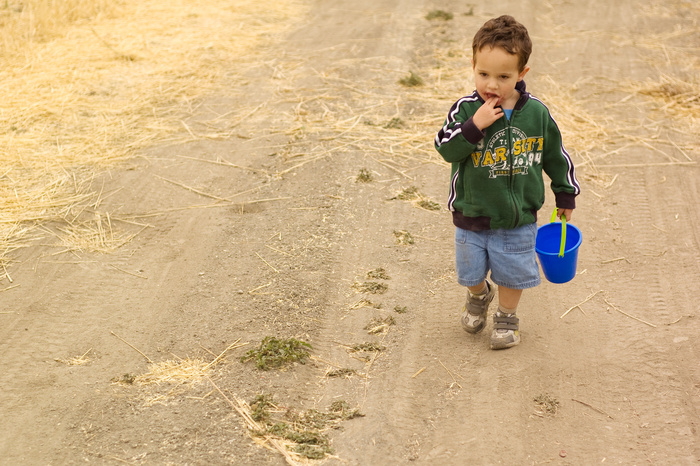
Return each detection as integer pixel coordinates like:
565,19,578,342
557,208,573,221
472,97,503,130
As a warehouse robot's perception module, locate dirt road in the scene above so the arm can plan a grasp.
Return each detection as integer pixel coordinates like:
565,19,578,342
1,0,698,464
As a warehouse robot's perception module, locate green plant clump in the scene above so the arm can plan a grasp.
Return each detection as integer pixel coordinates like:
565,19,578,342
398,71,424,87
354,281,389,294
384,117,405,129
250,393,275,422
250,395,363,460
356,168,373,182
366,267,390,280
351,342,385,352
396,186,419,200
425,9,454,21
417,199,441,211
393,230,415,245
240,336,312,370
326,368,357,378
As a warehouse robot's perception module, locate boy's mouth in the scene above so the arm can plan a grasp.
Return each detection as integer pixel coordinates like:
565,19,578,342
485,93,500,103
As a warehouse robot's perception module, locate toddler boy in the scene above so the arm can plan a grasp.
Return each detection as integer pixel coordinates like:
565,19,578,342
434,15,580,349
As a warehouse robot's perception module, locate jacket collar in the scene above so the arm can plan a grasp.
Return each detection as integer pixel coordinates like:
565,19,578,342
475,80,530,110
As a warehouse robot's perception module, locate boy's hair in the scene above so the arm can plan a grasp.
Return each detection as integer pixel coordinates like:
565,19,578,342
472,15,532,72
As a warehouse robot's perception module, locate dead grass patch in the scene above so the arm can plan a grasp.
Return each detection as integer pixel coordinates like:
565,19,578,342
55,348,93,366
365,316,395,335
633,74,700,117
0,0,305,276
112,339,246,405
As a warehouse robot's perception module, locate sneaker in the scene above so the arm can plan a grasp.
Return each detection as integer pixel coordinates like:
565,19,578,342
490,311,520,350
460,280,495,334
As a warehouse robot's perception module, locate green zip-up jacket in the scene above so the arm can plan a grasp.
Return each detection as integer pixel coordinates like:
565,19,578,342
434,81,580,231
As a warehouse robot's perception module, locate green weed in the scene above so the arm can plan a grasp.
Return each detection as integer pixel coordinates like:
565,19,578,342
326,368,357,378
249,394,363,461
425,10,454,21
366,267,390,280
393,230,415,245
356,168,373,182
240,336,312,370
533,393,560,415
351,342,385,352
250,393,275,422
353,281,388,294
395,186,419,200
398,71,424,87
417,199,441,211
384,117,405,129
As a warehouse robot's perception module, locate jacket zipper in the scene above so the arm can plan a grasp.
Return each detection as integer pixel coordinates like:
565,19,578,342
505,116,520,228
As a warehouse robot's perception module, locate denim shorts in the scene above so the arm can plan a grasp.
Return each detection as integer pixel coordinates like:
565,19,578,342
455,223,541,290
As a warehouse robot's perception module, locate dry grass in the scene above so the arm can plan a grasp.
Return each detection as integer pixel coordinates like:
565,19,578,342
0,0,305,277
55,348,93,365
128,339,246,405
633,74,700,118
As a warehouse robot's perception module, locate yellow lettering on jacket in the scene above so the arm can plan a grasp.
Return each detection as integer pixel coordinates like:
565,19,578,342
513,140,522,156
482,150,494,166
470,152,481,167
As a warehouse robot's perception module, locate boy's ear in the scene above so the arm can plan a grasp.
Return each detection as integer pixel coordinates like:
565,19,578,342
518,65,530,81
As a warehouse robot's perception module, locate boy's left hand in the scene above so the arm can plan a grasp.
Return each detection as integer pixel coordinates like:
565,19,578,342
557,208,573,221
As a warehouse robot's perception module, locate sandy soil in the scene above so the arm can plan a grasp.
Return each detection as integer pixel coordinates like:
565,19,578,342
1,0,699,464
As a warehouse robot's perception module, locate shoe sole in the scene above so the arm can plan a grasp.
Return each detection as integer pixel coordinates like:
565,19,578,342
490,333,520,350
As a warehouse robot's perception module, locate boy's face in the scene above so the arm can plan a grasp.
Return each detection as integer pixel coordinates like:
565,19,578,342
472,46,529,107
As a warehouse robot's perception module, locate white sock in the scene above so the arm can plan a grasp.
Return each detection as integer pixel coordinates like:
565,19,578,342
497,305,517,315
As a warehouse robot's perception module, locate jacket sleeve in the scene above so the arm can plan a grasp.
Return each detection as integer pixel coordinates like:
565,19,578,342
434,99,485,163
542,111,580,209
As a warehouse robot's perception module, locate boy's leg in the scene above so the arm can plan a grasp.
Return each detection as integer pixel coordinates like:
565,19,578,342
455,228,493,334
467,282,488,296
497,286,522,309
488,224,540,349
491,285,522,349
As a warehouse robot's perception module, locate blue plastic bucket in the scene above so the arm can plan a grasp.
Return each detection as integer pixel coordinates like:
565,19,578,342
536,211,582,284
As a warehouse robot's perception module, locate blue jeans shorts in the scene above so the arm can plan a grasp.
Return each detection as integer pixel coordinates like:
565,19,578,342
455,223,541,290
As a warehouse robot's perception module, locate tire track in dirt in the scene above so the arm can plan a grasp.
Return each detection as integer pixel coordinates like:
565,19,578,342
607,170,700,460
0,147,263,462
0,261,151,461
